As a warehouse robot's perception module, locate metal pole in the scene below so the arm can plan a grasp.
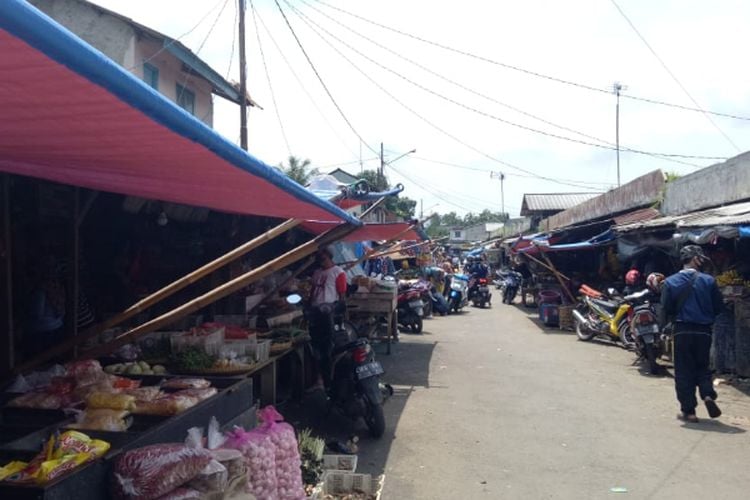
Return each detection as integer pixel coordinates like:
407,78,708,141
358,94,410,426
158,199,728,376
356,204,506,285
239,0,248,151
500,173,505,219
379,142,384,184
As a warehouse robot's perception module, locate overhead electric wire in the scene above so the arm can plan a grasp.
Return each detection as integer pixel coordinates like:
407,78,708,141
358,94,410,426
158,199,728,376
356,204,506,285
128,0,227,71
410,156,614,188
297,0,706,169
289,3,722,163
311,0,750,123
252,8,360,161
250,0,292,157
273,0,378,156
609,0,741,152
385,164,490,213
225,0,238,79
282,1,603,192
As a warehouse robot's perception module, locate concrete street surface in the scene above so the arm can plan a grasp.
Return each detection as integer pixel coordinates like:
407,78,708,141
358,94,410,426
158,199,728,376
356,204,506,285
352,302,750,499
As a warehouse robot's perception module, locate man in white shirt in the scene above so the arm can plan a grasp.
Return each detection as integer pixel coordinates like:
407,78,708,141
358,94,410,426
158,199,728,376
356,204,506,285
308,247,347,390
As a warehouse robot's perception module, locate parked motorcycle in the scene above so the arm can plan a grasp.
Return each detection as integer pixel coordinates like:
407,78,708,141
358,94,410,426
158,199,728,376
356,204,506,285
468,275,492,308
397,286,425,333
292,295,388,438
502,271,523,305
572,285,637,347
628,291,663,374
447,273,470,313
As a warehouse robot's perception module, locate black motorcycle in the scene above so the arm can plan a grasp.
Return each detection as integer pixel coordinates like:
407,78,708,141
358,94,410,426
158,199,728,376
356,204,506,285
330,305,388,437
502,271,522,304
293,295,389,437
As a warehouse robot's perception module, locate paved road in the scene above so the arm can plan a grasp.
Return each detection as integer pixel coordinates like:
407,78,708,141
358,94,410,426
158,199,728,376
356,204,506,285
356,302,750,499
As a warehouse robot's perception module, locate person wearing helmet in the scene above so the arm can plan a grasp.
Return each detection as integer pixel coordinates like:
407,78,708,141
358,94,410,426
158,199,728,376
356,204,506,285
623,268,642,295
660,245,724,423
646,272,665,294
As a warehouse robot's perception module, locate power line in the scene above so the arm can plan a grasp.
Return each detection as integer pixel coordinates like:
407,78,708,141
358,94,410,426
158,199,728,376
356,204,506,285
290,3,723,163
130,0,227,71
225,0,238,79
250,0,292,157
283,1,604,191
273,0,378,156
311,0,750,123
410,156,614,188
609,0,740,152
385,164,488,213
252,8,361,160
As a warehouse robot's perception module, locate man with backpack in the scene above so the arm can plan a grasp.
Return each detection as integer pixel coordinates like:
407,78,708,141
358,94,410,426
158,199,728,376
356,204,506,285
660,245,724,423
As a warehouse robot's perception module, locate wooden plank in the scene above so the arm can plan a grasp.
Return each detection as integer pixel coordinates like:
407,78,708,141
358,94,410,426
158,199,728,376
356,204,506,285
14,217,303,374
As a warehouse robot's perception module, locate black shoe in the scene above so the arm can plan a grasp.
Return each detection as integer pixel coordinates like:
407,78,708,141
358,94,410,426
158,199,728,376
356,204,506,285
677,412,699,423
704,397,722,418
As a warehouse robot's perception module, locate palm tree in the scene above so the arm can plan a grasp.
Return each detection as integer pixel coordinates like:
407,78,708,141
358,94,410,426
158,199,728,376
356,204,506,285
279,156,319,186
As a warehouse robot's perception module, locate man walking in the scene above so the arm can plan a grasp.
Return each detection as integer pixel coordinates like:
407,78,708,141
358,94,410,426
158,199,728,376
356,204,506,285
660,245,724,423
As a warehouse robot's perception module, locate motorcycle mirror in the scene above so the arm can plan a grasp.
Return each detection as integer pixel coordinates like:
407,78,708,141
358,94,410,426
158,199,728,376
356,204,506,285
607,287,618,296
285,294,302,305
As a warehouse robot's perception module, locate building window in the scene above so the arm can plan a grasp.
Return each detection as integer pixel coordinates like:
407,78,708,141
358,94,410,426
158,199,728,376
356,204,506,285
453,231,462,238
176,84,195,115
143,63,158,90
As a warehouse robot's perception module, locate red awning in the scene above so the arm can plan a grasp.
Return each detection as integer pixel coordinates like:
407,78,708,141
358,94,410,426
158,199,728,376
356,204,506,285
0,2,359,224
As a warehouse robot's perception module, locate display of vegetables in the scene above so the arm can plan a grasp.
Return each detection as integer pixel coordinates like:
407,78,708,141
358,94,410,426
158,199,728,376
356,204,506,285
258,406,306,500
223,427,279,500
716,269,750,287
171,347,215,372
298,428,325,488
104,361,167,376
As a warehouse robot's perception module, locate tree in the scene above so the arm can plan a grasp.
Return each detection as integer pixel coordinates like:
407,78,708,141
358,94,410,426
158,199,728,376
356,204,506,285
279,156,319,186
356,169,417,220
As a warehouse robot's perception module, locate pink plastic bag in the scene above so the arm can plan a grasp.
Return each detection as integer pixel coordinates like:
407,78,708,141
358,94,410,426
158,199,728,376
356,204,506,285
223,427,279,500
258,406,306,500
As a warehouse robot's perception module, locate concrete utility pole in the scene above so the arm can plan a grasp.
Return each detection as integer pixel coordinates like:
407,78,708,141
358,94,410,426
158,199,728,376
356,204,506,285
490,171,505,218
379,142,384,183
613,81,627,188
238,0,248,150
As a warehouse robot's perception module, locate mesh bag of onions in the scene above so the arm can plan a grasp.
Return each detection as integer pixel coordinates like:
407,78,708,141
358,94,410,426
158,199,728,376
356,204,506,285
258,406,306,500
223,427,279,499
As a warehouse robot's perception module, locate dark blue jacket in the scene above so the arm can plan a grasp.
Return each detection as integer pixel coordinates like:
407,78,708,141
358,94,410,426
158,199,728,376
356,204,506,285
660,269,723,332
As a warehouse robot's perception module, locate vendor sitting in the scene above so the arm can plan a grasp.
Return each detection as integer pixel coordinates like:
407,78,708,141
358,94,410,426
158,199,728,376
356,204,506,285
308,247,347,391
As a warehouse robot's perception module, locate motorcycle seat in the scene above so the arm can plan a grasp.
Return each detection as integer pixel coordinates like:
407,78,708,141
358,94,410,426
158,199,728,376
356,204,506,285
591,298,620,311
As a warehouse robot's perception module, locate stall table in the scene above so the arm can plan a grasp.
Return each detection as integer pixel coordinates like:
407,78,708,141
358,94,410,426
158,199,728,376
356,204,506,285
346,289,398,354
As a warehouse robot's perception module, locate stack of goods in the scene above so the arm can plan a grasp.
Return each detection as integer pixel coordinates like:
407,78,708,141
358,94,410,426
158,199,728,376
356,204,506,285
0,430,109,485
170,325,225,357
223,405,306,499
130,378,217,417
171,343,256,375
298,428,325,496
113,444,214,499
104,360,167,376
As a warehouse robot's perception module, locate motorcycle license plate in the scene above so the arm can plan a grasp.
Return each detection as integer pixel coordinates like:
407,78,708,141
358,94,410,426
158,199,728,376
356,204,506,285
409,300,424,308
356,361,384,380
479,286,489,293
641,333,655,344
637,324,659,335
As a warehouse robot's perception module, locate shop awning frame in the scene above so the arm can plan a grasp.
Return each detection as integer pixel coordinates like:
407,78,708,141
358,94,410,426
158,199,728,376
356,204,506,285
0,0,360,225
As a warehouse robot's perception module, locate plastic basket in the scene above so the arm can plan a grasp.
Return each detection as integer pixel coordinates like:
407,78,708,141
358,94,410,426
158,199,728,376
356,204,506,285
250,339,271,363
170,326,225,356
322,454,358,473
222,334,258,357
313,472,383,500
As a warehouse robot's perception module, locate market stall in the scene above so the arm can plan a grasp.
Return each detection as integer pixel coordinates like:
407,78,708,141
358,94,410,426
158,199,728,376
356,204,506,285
0,2,380,496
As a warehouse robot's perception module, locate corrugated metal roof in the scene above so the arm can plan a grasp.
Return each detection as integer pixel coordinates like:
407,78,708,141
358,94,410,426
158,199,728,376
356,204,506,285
616,200,750,232
521,193,601,214
613,207,661,225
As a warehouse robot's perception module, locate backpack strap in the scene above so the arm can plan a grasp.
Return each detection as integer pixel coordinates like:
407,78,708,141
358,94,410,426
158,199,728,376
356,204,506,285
674,271,698,317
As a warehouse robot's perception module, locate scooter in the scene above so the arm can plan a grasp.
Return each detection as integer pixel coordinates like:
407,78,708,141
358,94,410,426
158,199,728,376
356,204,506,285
448,273,469,313
292,295,389,438
572,285,641,348
397,286,425,333
502,272,523,304
629,293,663,374
468,275,492,308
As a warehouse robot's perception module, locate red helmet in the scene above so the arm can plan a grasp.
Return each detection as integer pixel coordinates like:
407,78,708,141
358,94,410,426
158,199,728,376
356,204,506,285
646,272,666,292
625,269,641,286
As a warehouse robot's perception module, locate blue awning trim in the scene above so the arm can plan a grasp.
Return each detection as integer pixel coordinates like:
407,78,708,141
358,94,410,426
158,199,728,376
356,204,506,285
0,0,360,226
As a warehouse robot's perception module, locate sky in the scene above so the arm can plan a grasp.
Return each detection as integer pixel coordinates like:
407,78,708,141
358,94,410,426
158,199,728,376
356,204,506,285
88,0,750,217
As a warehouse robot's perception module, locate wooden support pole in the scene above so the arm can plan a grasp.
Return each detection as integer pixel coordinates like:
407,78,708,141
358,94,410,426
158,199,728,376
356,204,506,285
14,217,302,374
76,222,354,361
72,188,80,355
538,249,576,303
519,251,571,281
2,175,13,374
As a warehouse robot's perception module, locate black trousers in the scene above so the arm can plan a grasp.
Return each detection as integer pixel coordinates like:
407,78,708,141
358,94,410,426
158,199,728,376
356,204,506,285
673,333,716,414
308,307,334,387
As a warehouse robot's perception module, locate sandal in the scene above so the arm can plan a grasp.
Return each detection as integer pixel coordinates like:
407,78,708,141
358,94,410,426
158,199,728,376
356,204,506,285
704,397,722,418
677,413,699,423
